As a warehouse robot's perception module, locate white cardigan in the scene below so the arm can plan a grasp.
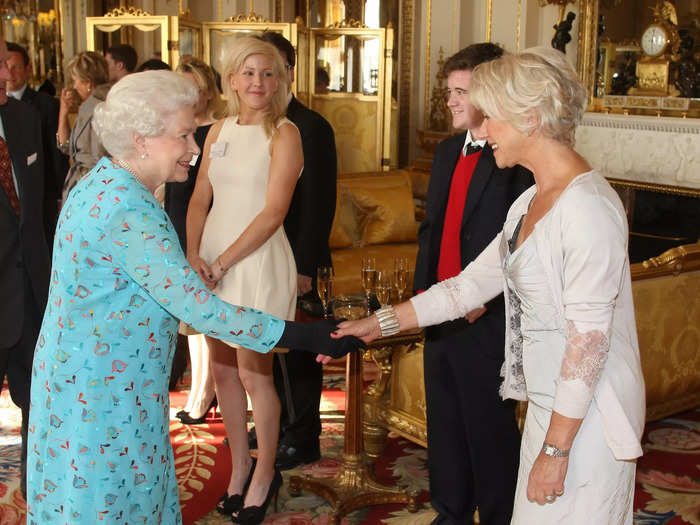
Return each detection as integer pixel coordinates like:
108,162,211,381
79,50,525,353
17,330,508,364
411,171,645,460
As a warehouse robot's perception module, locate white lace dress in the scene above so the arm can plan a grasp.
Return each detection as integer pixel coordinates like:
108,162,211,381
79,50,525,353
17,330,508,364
503,218,635,524
410,171,644,524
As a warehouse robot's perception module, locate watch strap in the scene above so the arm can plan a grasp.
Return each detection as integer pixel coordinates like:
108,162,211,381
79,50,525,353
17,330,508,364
542,442,570,457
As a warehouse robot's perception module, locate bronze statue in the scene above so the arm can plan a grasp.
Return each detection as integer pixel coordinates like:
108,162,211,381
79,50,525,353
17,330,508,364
552,12,576,53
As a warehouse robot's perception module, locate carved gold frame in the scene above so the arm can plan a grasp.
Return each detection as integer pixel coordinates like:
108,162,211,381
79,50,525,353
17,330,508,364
201,19,299,96
85,9,171,65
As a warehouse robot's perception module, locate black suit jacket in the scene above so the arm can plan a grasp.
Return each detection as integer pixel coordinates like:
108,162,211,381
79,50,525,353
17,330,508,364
0,99,51,347
284,96,337,279
414,132,533,344
21,87,69,239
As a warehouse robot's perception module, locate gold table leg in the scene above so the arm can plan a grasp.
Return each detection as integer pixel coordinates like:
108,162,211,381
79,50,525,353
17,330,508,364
289,350,419,523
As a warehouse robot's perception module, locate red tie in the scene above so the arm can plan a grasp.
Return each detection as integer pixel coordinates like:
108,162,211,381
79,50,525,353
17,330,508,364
0,135,20,214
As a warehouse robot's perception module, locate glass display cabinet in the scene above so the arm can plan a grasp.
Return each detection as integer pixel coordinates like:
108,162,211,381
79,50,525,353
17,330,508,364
85,6,203,68
308,21,394,172
201,15,306,100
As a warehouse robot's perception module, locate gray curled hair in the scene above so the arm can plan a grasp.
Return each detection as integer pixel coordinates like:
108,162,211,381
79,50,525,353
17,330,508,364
93,70,199,158
470,46,588,147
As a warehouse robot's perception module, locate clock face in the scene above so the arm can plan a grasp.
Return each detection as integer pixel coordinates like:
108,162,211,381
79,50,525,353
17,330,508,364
641,24,668,57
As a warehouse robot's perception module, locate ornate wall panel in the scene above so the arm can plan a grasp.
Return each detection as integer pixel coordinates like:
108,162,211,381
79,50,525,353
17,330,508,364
575,113,700,190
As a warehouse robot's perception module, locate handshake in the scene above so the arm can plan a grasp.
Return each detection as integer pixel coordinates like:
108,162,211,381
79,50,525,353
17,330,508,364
278,319,365,359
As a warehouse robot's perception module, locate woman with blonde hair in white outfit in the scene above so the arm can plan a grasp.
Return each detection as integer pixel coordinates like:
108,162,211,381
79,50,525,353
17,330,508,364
330,47,645,524
186,36,302,524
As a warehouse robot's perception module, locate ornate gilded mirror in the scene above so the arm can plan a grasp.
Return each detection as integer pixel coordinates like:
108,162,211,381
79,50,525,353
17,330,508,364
1,0,63,86
578,0,700,117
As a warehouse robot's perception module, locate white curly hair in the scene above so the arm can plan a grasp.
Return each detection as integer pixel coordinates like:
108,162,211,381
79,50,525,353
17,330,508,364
93,70,199,158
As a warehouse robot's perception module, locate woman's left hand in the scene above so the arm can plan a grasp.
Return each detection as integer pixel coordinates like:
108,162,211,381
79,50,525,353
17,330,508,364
526,451,568,505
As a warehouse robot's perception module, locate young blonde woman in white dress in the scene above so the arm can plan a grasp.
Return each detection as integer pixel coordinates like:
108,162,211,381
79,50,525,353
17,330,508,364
186,37,303,524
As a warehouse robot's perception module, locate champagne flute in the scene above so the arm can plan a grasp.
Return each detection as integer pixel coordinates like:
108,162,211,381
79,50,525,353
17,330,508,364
361,256,377,312
375,270,391,307
393,257,408,302
317,266,334,319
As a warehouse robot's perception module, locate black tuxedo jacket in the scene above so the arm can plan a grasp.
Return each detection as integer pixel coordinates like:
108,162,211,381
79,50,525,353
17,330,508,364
0,99,51,347
414,132,533,343
284,95,337,279
21,87,69,237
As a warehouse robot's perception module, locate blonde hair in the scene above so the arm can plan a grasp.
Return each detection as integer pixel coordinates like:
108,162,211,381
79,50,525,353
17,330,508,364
177,57,228,121
66,51,109,87
221,36,288,138
470,46,587,147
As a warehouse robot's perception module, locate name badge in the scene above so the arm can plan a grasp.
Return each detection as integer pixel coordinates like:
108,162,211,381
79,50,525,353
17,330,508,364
27,152,37,166
210,141,228,158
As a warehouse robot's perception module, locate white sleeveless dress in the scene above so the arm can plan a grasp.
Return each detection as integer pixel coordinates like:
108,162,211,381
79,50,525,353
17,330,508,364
199,117,298,347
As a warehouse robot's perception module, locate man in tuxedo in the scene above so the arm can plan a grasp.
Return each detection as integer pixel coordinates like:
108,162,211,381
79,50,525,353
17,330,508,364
105,44,137,82
0,35,51,497
413,43,533,525
6,42,68,242
260,32,337,471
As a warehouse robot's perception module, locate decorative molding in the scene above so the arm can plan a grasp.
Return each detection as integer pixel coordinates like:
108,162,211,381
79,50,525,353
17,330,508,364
516,0,522,52
105,6,153,17
423,0,432,129
398,0,415,166
486,0,492,41
631,242,700,281
575,112,700,189
326,17,367,28
226,11,269,23
580,113,700,134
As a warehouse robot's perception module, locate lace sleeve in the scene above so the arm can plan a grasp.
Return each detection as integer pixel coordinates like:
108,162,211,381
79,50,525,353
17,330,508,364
410,232,504,327
108,190,285,353
553,186,628,419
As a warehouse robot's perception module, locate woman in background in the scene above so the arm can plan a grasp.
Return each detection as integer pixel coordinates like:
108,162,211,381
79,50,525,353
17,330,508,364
187,37,302,524
331,47,645,524
166,58,228,425
57,51,110,202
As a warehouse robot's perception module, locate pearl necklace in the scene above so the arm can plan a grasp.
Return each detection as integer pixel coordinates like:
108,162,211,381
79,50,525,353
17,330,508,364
115,158,147,189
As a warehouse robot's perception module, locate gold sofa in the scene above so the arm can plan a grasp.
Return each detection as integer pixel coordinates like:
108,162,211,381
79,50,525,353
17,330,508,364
363,241,700,454
330,170,420,295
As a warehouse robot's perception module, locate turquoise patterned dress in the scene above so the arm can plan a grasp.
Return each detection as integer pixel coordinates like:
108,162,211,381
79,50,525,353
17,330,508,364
27,158,285,524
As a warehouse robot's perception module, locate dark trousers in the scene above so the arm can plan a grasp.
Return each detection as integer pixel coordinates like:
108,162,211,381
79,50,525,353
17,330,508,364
424,319,521,525
0,274,42,497
273,348,323,444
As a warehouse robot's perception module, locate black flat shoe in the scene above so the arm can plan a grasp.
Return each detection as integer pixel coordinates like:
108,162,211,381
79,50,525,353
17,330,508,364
232,468,283,525
216,457,256,515
175,409,187,418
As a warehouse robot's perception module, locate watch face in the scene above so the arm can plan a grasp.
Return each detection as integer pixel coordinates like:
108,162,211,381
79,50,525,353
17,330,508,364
641,24,668,56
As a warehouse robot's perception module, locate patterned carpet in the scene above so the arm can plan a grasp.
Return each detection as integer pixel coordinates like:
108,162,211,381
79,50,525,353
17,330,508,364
1,370,698,524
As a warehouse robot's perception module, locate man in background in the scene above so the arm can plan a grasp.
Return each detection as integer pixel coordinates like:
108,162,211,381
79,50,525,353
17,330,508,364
0,35,51,498
413,43,533,525
259,31,338,471
105,44,137,82
6,42,68,241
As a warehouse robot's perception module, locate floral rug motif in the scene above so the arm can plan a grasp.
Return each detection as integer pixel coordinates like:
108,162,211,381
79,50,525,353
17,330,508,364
1,383,698,524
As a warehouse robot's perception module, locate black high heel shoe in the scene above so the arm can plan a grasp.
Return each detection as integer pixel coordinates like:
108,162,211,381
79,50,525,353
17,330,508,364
232,468,283,525
177,396,218,425
216,456,256,515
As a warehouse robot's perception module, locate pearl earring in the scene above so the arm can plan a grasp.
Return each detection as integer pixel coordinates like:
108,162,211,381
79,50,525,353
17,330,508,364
140,152,148,159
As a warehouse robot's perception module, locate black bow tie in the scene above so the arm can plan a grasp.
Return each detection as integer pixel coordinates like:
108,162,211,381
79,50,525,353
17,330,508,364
464,143,483,156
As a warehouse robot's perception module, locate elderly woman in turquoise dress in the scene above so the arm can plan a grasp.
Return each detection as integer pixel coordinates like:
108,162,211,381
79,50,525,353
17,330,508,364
26,70,361,524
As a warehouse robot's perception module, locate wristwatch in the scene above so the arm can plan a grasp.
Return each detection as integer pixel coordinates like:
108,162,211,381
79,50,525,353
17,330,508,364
542,442,570,458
